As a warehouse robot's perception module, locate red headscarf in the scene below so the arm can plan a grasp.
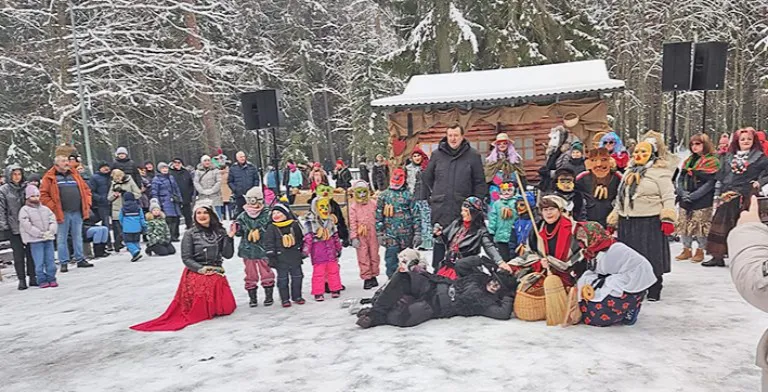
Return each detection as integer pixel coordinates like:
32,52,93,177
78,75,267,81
411,147,429,170
574,221,617,261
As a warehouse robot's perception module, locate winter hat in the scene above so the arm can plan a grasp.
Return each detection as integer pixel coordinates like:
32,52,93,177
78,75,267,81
193,199,213,213
540,194,567,212
570,140,584,153
336,159,345,166
97,162,111,170
200,155,212,164
149,198,162,212
245,186,264,204
25,184,40,199
115,147,128,157
351,179,369,189
157,162,169,170
271,203,294,221
462,196,486,216
172,157,184,165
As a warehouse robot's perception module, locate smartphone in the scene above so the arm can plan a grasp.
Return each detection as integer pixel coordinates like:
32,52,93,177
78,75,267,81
757,197,768,223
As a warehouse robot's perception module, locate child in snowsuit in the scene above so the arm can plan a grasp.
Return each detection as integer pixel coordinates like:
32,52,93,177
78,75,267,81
487,180,518,261
348,180,381,290
119,192,146,262
376,168,421,278
18,185,58,288
264,203,305,307
145,198,176,256
303,197,343,301
510,191,537,256
235,187,275,307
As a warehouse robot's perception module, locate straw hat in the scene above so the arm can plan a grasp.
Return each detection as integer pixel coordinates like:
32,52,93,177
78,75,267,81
492,133,512,146
563,112,580,128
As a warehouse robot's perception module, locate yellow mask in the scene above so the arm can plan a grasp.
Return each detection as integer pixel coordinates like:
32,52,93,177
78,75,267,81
353,187,370,204
316,198,331,220
633,141,654,166
556,176,575,193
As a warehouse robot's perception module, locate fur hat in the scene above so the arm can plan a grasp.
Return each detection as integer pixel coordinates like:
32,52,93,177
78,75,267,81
149,198,162,212
25,184,40,199
115,147,128,156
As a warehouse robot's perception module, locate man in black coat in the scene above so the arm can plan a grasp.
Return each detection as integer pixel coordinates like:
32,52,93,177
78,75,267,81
228,151,260,217
112,147,142,187
358,157,371,188
332,159,353,189
170,158,195,229
89,162,113,248
371,154,389,191
422,123,487,264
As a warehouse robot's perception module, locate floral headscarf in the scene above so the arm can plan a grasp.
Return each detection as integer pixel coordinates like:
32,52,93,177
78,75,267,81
574,221,616,261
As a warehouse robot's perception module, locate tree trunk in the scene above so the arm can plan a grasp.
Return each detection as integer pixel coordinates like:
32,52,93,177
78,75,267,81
434,0,451,73
182,0,219,154
54,0,73,149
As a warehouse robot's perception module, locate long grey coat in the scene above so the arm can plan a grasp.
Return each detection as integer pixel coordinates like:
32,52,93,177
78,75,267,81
728,222,768,391
194,165,223,207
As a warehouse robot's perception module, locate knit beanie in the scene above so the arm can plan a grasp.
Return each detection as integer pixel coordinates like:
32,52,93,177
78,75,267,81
25,184,40,199
157,162,169,170
149,198,162,212
201,155,211,164
115,147,128,156
571,140,584,153
271,203,294,221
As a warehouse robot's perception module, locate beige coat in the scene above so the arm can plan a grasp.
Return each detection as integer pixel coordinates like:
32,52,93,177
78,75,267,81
220,168,232,202
728,223,768,391
108,177,142,220
610,162,676,222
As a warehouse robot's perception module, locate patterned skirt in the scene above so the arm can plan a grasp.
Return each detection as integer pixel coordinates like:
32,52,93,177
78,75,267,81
580,292,645,327
706,195,744,258
677,207,713,238
415,200,433,250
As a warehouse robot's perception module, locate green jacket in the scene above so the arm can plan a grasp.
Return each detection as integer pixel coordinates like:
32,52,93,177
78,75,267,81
487,198,517,244
146,215,171,247
236,208,271,259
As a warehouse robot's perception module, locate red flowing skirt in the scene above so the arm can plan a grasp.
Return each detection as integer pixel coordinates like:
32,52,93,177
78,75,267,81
130,269,237,332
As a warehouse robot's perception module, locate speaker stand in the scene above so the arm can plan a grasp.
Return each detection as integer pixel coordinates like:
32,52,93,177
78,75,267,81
702,90,708,134
670,90,678,152
270,127,281,199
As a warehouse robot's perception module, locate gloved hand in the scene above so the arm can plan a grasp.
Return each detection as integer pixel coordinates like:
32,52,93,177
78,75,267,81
681,193,693,204
351,238,361,249
412,235,422,249
661,221,675,236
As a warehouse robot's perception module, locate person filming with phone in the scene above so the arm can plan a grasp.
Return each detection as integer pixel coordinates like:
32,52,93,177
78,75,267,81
729,195,768,391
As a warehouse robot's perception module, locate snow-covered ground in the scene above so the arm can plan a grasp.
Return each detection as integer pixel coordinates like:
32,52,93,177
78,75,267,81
0,238,765,392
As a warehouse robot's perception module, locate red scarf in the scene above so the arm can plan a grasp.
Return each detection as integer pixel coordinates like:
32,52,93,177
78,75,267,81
539,217,572,261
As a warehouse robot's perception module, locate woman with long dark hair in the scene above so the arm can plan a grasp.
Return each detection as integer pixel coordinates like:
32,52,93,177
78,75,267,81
703,127,768,267
675,134,720,263
130,201,237,331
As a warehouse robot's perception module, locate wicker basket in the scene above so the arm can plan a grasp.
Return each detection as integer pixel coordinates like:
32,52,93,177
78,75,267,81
514,285,547,321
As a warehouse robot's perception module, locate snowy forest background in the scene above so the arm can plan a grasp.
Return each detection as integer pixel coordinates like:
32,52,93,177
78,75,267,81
1,0,767,171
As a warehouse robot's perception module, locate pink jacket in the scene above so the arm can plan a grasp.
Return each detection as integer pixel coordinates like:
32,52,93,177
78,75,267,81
348,201,376,240
303,232,342,265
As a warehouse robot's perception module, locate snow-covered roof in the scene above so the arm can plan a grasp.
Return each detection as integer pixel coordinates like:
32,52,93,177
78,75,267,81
371,60,624,108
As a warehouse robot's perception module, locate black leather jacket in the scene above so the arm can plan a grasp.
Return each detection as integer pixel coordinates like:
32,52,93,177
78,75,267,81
181,226,234,272
435,219,503,265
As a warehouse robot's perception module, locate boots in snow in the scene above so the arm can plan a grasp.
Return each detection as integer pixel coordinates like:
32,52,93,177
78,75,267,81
331,291,341,299
78,260,95,268
675,248,692,261
94,244,109,258
264,286,274,306
28,276,38,287
294,298,306,305
315,294,325,302
691,248,705,263
60,264,68,273
363,278,374,290
370,277,379,288
282,300,292,308
129,254,142,263
248,288,258,308
702,257,726,267
18,278,27,290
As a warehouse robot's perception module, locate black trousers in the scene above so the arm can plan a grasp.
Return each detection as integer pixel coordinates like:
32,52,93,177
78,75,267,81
233,197,245,219
432,242,446,271
286,186,296,205
496,242,511,262
112,220,124,250
166,216,180,241
147,243,176,256
276,263,304,302
10,234,34,280
368,271,434,328
181,203,193,229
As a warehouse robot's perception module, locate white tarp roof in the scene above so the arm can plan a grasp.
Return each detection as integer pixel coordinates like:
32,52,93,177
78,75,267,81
371,60,624,108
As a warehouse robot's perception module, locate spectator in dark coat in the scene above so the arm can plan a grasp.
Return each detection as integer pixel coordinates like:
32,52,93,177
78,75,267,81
152,162,183,241
371,154,389,192
112,147,141,187
333,159,353,189
228,151,260,217
144,161,156,181
358,157,371,188
89,162,113,249
422,123,487,265
0,164,35,289
170,158,195,229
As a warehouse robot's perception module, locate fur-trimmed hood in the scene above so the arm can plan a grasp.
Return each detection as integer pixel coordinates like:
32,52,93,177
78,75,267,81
146,211,166,221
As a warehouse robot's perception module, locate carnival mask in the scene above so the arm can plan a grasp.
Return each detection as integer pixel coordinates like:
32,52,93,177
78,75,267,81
245,188,265,212
316,184,333,199
499,182,516,200
556,175,575,193
633,141,654,166
316,198,331,220
353,186,370,204
390,168,406,190
586,148,612,179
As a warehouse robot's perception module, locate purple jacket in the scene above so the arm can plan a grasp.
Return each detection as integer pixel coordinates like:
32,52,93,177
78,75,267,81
302,232,342,265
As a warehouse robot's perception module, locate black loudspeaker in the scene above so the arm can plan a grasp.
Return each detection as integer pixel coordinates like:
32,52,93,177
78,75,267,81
662,42,692,91
240,89,283,130
691,42,728,91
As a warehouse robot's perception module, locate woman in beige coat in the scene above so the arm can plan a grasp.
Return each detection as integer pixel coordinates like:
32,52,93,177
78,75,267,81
608,140,676,302
108,169,142,252
728,196,768,391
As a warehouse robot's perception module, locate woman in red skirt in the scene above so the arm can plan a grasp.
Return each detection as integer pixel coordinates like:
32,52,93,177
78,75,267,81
131,201,237,332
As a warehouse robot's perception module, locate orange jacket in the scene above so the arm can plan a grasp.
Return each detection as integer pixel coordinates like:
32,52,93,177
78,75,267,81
40,167,92,223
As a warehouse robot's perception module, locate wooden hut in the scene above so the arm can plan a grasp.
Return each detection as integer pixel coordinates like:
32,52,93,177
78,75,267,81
371,60,625,181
